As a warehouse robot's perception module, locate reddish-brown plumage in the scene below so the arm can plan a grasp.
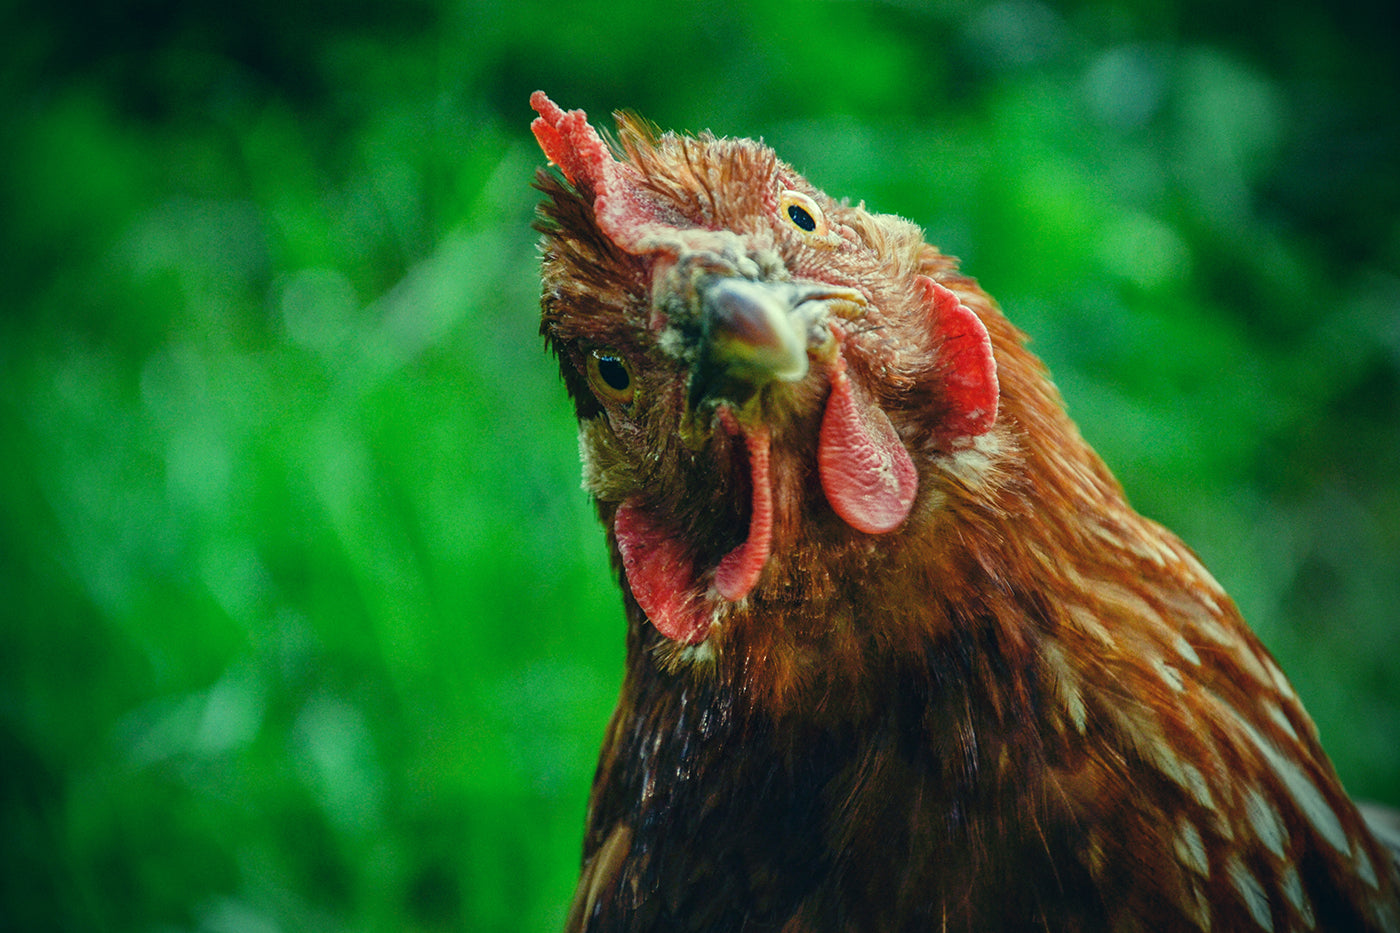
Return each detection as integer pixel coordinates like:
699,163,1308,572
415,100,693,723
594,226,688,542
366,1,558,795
531,92,1400,932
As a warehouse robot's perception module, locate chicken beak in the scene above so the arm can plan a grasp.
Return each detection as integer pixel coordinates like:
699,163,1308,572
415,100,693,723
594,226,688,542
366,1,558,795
703,277,812,383
691,277,863,411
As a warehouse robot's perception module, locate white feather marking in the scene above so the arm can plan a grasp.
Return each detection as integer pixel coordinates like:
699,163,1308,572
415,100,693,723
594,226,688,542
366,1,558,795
1041,642,1087,734
1149,742,1189,793
677,638,717,665
1279,864,1315,929
1103,700,1212,806
1084,829,1108,878
1263,701,1300,744
1114,705,1189,791
1065,603,1118,649
654,326,687,360
1235,649,1276,690
1110,524,1176,568
1149,534,1182,568
1153,656,1186,693
1214,805,1236,842
1192,616,1237,647
1236,716,1351,856
1192,619,1273,687
1172,541,1228,602
1181,762,1215,812
1355,839,1379,890
1157,586,1210,622
1092,581,1163,630
1244,786,1289,858
1263,655,1298,703
1088,519,1136,556
1173,634,1202,666
937,430,1003,488
1175,818,1210,877
1186,883,1213,931
1226,854,1274,931
577,423,601,493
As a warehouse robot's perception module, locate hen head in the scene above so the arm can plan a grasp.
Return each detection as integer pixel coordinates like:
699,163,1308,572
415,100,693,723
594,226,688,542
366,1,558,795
530,92,1037,690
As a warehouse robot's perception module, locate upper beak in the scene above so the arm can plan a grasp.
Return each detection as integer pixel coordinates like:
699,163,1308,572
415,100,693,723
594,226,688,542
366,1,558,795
691,276,864,408
704,278,813,382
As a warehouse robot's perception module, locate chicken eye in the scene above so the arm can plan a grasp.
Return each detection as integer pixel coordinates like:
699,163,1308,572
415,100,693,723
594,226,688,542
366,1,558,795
778,189,829,238
787,204,816,231
587,349,635,404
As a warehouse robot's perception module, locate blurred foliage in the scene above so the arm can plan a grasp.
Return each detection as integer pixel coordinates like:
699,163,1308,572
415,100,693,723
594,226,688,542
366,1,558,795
2,0,1397,930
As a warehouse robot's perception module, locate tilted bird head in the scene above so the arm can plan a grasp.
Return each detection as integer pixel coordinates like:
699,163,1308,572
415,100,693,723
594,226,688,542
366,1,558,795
531,91,1004,663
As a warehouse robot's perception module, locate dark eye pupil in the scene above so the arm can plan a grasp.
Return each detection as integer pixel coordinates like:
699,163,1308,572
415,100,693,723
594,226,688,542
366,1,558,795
787,204,817,232
596,355,630,392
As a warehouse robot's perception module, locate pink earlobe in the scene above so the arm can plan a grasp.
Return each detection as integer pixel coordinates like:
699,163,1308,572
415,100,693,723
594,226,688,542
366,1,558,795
916,276,998,438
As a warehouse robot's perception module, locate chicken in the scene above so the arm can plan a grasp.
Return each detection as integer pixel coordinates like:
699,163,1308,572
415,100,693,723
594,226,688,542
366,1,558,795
528,91,1400,932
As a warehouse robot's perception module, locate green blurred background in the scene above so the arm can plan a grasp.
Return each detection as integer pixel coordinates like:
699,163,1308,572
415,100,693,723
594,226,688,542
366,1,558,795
2,0,1397,929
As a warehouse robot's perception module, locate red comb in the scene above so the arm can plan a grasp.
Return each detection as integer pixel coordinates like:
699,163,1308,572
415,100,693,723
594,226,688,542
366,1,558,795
530,91,680,257
529,91,616,191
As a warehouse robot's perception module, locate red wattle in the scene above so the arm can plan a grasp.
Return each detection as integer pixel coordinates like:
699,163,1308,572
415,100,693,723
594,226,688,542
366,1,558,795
614,500,710,644
818,353,919,534
714,424,773,601
612,418,777,644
